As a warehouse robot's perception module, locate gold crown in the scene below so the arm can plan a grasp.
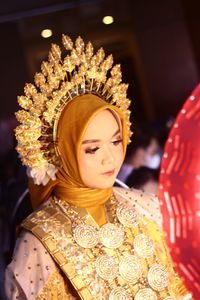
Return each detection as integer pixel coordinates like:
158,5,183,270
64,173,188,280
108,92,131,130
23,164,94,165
15,35,132,185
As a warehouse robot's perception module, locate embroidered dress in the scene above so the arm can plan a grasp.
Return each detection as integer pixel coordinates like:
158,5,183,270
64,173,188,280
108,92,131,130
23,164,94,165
5,188,190,300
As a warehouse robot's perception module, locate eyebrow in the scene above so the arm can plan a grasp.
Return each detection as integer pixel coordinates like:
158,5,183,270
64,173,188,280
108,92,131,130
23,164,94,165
82,128,121,144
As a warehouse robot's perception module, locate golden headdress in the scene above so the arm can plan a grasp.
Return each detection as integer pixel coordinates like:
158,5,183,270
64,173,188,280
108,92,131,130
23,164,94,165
15,35,132,185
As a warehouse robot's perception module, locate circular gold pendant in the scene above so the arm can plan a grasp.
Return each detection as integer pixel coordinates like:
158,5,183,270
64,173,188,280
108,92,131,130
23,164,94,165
73,224,98,248
109,287,132,300
135,288,157,300
147,263,169,291
95,254,118,281
99,223,124,249
116,204,138,227
133,233,154,258
119,255,142,283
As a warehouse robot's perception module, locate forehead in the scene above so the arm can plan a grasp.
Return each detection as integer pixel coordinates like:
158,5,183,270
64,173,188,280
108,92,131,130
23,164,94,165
83,109,120,140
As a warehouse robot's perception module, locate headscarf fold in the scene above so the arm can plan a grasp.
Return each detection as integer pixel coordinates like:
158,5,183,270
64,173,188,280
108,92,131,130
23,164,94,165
29,94,128,225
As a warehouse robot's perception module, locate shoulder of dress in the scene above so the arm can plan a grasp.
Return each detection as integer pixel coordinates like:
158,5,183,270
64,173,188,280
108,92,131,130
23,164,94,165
113,187,163,228
23,198,53,220
21,199,62,231
113,186,159,203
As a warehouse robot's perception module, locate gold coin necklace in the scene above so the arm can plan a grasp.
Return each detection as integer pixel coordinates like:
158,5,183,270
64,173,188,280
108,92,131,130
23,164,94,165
54,196,171,300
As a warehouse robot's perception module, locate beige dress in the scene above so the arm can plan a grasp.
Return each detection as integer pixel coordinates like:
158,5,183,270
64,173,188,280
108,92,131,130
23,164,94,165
5,187,191,300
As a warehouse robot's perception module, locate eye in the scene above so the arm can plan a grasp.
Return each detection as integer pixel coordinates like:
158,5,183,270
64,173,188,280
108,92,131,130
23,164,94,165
112,138,122,146
85,147,99,154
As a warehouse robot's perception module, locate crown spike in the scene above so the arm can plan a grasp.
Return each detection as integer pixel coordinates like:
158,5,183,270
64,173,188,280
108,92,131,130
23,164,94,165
96,47,105,65
75,36,84,54
85,41,94,60
62,34,73,50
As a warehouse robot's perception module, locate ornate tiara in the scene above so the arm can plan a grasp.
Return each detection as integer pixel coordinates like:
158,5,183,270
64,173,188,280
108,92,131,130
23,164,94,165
15,35,132,185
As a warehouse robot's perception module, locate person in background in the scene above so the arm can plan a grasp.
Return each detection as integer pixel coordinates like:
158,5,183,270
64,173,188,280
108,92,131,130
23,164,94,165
117,128,161,183
126,166,159,195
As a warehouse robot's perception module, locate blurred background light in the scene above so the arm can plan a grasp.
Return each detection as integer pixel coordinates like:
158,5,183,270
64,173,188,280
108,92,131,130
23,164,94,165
41,28,52,38
102,15,114,25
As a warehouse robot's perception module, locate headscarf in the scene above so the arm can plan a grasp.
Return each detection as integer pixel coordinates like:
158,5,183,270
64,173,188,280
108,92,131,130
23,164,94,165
29,94,128,225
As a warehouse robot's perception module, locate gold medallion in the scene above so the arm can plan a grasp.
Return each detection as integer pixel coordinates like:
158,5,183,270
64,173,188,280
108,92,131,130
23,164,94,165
119,255,142,283
134,288,157,300
133,233,154,258
147,263,169,291
116,204,138,227
109,287,132,300
73,224,98,248
99,223,124,249
95,254,118,281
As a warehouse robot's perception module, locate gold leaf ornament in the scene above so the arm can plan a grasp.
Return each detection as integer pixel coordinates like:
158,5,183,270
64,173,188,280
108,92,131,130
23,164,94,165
15,34,132,185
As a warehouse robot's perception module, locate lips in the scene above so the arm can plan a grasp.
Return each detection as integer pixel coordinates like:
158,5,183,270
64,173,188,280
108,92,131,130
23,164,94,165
103,169,115,176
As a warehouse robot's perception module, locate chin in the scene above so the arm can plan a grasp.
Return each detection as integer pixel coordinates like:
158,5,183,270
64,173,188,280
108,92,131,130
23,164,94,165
97,179,116,189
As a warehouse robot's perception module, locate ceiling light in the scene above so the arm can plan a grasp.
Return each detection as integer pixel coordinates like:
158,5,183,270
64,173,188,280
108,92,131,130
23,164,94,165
41,29,52,39
102,16,114,25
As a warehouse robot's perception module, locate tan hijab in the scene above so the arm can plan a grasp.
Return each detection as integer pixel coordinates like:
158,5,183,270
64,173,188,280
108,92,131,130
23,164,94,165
29,94,128,225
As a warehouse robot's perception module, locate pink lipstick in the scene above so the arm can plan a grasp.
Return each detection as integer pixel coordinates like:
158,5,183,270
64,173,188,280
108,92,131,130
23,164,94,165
103,169,115,176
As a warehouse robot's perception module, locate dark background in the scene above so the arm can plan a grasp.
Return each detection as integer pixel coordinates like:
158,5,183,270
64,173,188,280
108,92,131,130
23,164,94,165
1,0,200,125
1,1,200,298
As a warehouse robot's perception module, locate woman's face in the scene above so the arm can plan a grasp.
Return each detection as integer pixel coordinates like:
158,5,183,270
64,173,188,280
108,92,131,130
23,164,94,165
79,109,124,189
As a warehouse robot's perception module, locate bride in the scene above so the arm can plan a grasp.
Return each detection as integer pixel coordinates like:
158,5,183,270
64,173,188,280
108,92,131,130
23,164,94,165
5,35,191,300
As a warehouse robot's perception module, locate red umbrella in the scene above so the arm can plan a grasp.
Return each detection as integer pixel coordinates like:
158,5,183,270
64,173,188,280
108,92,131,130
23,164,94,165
159,84,200,299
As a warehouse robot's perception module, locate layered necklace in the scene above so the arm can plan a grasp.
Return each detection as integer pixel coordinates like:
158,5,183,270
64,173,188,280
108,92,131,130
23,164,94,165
53,195,176,300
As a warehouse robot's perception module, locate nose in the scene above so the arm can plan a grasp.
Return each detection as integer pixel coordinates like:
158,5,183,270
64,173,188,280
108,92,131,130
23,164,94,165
102,146,115,165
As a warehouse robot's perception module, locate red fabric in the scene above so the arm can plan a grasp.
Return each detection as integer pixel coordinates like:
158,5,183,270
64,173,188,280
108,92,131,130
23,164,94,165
158,84,200,299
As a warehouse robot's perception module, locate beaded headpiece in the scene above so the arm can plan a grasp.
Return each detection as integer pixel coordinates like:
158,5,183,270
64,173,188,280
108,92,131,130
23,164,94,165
15,35,132,185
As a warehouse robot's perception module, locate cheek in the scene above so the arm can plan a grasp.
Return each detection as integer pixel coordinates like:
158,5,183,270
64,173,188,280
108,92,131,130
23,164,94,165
79,151,97,179
116,144,124,165
82,156,95,171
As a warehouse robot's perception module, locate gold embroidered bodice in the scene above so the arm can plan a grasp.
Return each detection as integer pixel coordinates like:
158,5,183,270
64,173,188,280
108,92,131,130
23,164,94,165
36,269,76,300
22,195,190,300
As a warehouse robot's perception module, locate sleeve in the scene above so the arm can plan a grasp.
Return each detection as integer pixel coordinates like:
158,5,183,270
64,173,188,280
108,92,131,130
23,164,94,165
5,230,76,300
5,267,27,300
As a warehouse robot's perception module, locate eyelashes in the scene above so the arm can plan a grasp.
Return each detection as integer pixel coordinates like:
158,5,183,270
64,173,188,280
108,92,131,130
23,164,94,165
85,147,99,154
112,139,122,146
84,138,122,155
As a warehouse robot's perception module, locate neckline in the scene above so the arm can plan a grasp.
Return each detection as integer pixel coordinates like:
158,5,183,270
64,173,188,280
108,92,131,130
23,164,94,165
52,195,116,228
